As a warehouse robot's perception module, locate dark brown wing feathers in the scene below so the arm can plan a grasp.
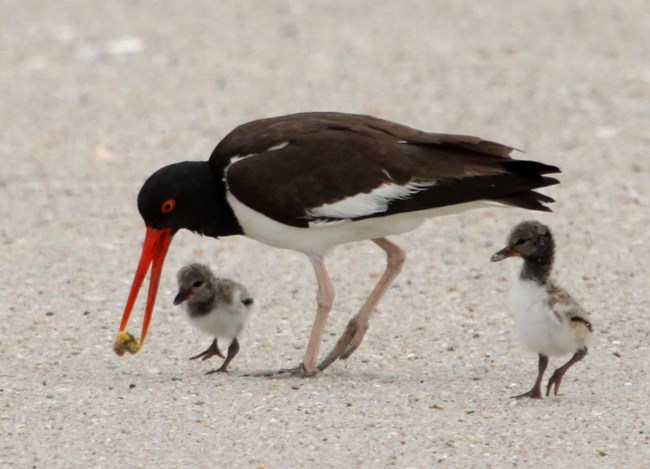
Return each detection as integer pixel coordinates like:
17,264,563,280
210,112,560,227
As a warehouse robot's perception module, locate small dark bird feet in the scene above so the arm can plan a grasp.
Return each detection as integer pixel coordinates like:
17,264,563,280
512,354,549,399
546,369,566,396
189,339,224,361
545,348,587,396
203,338,239,375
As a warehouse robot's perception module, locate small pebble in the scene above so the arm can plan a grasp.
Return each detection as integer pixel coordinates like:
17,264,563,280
107,36,144,55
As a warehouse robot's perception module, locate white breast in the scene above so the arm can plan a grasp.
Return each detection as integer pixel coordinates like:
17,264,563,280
187,301,252,339
511,278,578,356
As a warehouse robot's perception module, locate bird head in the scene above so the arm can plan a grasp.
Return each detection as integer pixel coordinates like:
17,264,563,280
491,220,553,262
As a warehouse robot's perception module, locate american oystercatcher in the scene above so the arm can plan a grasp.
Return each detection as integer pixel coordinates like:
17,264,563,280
491,221,592,398
115,112,560,377
174,263,254,373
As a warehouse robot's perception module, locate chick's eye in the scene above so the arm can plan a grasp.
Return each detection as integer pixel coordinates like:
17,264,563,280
242,298,253,306
161,199,176,214
515,239,526,246
193,280,203,288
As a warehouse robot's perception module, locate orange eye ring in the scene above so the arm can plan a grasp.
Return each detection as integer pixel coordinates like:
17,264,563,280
160,198,176,214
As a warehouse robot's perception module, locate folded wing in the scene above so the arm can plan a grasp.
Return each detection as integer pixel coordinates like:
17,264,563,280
210,113,560,228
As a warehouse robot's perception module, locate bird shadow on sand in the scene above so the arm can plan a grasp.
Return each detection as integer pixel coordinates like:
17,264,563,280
238,365,431,385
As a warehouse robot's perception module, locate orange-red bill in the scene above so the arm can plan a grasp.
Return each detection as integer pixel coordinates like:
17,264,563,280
118,226,173,347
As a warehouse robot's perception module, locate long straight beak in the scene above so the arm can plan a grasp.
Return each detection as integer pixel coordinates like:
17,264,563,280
117,226,173,349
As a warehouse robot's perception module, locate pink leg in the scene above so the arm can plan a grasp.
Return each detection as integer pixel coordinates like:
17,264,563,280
318,238,405,371
255,256,334,378
277,255,334,377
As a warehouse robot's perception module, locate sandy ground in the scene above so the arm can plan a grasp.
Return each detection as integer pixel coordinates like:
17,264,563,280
1,1,649,467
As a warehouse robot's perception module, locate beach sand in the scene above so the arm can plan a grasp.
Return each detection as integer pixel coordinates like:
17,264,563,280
1,1,648,467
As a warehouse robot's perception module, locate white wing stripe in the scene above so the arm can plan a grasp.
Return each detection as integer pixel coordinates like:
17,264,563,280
223,154,256,186
266,141,290,151
307,181,436,220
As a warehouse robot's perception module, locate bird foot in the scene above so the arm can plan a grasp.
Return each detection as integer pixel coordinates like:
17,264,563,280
511,387,543,399
190,350,223,361
340,341,361,360
189,340,225,361
249,363,319,379
546,370,565,396
278,363,320,378
205,366,228,375
318,320,367,370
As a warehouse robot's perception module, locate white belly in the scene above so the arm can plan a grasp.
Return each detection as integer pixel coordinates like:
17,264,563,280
511,279,577,356
187,304,251,339
227,192,492,256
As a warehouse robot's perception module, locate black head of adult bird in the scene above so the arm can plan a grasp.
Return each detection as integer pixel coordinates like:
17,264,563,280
115,112,560,377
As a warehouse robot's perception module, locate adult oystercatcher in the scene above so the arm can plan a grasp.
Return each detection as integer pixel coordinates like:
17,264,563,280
174,263,254,373
491,221,592,398
115,112,560,377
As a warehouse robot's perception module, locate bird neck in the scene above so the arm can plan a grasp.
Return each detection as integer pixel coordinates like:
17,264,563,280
198,177,243,238
181,162,243,238
520,241,554,284
187,291,217,317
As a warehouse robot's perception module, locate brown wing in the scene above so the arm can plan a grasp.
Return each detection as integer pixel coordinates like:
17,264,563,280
548,282,592,331
210,113,560,228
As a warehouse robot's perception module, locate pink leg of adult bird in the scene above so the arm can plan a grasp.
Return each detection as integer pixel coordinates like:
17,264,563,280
318,237,405,371
286,255,335,377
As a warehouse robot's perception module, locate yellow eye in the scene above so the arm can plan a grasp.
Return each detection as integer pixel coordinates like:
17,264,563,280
160,199,176,214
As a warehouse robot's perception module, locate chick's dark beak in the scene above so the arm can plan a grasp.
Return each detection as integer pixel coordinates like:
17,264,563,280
491,246,517,262
174,288,192,305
